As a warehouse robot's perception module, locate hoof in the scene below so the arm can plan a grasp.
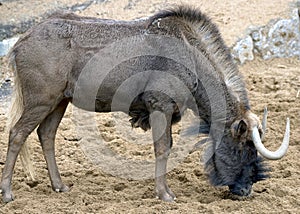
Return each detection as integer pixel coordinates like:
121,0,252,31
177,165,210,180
166,188,176,200
54,184,70,193
156,185,176,202
2,191,14,203
156,191,176,202
1,185,14,203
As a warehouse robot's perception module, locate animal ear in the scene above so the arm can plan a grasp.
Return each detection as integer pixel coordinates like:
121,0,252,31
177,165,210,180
231,119,248,138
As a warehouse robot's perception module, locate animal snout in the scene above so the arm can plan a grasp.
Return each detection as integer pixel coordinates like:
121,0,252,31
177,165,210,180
239,186,252,196
229,184,252,196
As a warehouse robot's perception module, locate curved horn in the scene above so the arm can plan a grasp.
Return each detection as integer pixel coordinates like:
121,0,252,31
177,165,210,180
252,118,290,160
261,107,268,140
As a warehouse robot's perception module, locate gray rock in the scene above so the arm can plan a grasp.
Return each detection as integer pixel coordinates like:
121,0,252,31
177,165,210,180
0,36,19,57
232,8,300,63
253,9,300,60
232,35,254,64
0,79,12,100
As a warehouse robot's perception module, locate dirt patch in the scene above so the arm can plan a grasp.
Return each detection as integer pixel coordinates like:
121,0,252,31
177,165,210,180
0,0,299,213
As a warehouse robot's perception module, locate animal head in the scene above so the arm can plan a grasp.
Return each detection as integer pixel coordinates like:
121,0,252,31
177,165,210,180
204,108,289,197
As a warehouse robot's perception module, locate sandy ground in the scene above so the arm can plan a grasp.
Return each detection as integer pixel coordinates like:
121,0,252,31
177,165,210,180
0,0,299,213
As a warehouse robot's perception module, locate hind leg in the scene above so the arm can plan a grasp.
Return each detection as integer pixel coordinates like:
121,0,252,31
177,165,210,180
1,106,54,202
37,99,69,192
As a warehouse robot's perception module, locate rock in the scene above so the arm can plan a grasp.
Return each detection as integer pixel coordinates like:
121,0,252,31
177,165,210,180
0,78,12,102
232,35,254,64
232,8,300,63
253,9,300,60
0,36,19,57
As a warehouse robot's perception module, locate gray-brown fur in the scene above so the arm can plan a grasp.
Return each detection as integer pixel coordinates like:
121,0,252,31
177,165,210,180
1,5,268,203
148,6,249,108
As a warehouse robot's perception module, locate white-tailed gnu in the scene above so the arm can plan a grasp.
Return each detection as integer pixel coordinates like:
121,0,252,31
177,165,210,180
1,5,289,203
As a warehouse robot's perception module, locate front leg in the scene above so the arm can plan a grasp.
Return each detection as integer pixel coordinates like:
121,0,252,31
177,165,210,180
155,154,176,202
150,110,176,202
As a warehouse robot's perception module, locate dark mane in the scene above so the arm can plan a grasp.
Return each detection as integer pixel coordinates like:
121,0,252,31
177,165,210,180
150,5,250,110
150,5,214,27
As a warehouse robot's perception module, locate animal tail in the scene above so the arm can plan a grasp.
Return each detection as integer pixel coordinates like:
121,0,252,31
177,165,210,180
6,51,35,181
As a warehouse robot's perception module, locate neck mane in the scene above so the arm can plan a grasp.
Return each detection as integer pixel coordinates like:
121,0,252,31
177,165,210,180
150,6,250,112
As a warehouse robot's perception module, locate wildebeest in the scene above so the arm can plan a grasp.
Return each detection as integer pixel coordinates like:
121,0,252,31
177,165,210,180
1,6,289,203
